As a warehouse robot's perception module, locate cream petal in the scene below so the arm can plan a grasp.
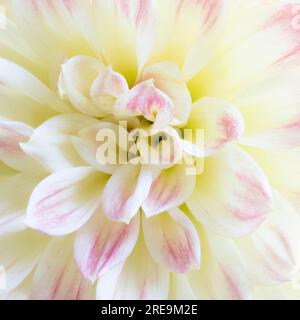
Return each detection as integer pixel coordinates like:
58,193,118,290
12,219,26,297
96,238,169,300
142,208,201,273
60,55,107,117
102,165,153,223
20,114,99,172
0,120,42,172
187,145,273,237
90,66,129,114
0,230,48,292
188,232,252,300
185,97,244,153
0,172,42,235
74,210,140,281
0,57,70,113
114,80,174,129
149,0,226,78
142,164,196,217
237,191,300,286
31,237,94,300
26,167,107,236
141,61,192,125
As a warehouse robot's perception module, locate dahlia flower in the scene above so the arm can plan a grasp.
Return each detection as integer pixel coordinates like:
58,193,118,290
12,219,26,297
1,0,300,300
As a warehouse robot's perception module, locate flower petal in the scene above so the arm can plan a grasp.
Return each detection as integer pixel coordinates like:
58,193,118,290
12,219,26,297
114,80,174,129
142,208,201,273
90,66,129,114
185,97,244,153
142,164,196,217
0,171,42,235
141,61,192,125
149,0,225,78
96,238,169,300
0,57,70,113
102,165,153,223
0,120,42,172
20,114,99,172
60,56,107,117
187,145,273,237
31,237,94,300
188,232,252,300
74,210,140,281
237,191,300,286
26,167,107,236
0,230,48,292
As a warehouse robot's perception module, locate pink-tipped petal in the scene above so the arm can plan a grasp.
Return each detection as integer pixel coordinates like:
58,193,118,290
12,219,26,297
96,238,169,300
143,208,201,273
141,61,192,125
142,164,196,217
74,211,140,281
0,172,42,235
187,145,273,237
31,237,94,300
238,191,300,286
102,165,153,223
26,167,107,236
188,232,252,300
0,230,48,292
0,120,42,172
114,80,174,129
90,66,129,114
20,114,99,173
185,97,244,154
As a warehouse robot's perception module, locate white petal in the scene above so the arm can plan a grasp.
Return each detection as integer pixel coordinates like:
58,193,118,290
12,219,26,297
90,66,129,114
0,120,42,172
96,238,169,300
142,208,201,272
0,230,48,292
0,172,42,235
26,167,107,236
188,232,252,300
74,211,140,281
114,80,174,129
142,164,196,217
20,114,99,172
237,191,300,286
187,145,273,237
31,237,94,300
141,61,192,125
0,57,70,113
102,165,153,223
60,55,107,117
185,97,244,153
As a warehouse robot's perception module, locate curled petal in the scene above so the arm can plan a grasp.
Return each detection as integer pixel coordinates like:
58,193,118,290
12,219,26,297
114,80,174,129
141,61,192,125
26,167,107,236
0,121,42,172
102,164,153,223
74,211,140,281
31,237,94,300
185,97,244,154
90,66,129,114
142,164,196,217
60,55,106,117
96,238,169,300
187,145,273,237
20,114,98,172
143,208,201,273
